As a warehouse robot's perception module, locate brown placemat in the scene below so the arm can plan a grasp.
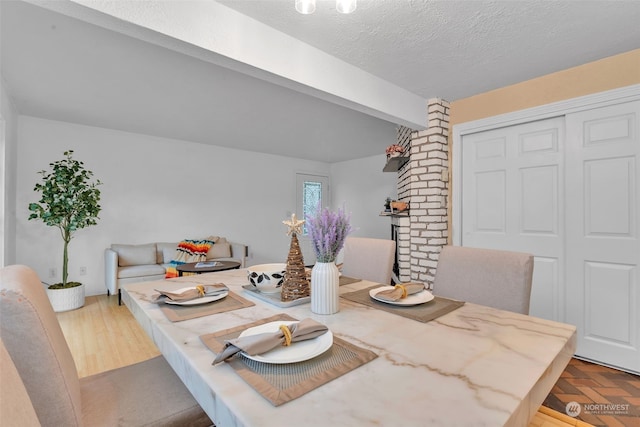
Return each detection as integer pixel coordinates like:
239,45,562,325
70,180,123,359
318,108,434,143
200,314,378,406
340,285,465,323
304,267,360,286
339,275,361,286
158,290,255,322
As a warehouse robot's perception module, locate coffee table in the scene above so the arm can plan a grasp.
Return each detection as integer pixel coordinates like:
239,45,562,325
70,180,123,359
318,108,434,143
176,260,241,277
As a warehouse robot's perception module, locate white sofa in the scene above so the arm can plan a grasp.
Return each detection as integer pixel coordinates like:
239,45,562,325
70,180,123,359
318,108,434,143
105,238,247,304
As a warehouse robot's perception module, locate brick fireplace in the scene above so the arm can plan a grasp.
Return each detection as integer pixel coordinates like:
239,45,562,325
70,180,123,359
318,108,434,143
390,98,450,288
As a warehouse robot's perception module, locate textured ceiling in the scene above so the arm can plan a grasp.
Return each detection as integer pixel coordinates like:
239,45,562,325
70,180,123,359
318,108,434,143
218,0,640,101
2,0,639,163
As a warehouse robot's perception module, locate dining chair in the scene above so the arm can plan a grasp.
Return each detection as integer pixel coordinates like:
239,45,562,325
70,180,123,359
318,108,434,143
1,337,40,426
341,236,396,284
433,246,534,314
0,264,212,427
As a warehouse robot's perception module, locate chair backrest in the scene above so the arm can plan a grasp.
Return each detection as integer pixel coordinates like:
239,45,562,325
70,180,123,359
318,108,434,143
0,337,40,426
341,237,396,284
0,265,83,426
433,246,534,314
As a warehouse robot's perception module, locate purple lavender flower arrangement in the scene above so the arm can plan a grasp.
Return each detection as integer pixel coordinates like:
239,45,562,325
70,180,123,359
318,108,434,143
306,207,352,263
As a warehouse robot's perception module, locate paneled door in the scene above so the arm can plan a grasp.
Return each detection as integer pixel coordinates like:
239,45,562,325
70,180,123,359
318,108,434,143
461,101,640,374
461,117,565,322
565,101,640,373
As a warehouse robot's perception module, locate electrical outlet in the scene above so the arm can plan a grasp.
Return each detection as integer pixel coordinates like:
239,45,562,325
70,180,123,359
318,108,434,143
49,268,56,278
80,266,87,276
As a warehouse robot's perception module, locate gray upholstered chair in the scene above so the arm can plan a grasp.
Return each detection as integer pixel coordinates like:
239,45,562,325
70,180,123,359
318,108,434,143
433,246,534,314
341,236,396,284
0,264,212,427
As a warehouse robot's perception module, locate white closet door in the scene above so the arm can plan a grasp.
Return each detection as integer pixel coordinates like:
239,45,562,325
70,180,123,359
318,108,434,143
565,101,640,373
461,117,565,321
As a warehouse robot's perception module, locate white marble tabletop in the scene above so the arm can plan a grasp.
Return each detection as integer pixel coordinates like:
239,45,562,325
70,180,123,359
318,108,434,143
122,269,576,427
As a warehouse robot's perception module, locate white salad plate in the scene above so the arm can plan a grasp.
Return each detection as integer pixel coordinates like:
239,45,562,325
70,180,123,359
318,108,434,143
369,286,434,306
239,320,333,364
164,290,229,306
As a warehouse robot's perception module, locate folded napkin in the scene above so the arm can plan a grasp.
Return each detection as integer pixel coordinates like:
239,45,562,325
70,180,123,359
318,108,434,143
153,284,228,303
213,318,328,364
374,283,425,302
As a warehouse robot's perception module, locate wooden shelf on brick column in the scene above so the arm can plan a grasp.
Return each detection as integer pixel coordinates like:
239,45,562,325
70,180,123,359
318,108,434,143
383,156,409,172
379,211,409,217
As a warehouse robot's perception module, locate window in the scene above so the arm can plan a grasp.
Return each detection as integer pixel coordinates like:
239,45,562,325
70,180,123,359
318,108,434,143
296,173,329,235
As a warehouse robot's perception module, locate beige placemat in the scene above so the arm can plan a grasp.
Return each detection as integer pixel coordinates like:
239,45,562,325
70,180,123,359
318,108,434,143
158,291,255,322
339,275,361,286
200,314,378,406
341,285,465,323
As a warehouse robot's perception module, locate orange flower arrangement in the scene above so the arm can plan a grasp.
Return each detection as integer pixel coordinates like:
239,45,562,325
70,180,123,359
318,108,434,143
385,144,405,156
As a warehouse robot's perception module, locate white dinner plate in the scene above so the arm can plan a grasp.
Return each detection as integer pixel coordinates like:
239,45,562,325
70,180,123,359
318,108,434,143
238,321,333,364
164,290,229,306
369,286,434,306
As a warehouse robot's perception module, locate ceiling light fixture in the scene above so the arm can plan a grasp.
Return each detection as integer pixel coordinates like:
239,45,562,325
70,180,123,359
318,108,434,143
295,0,357,15
295,0,316,14
336,0,357,14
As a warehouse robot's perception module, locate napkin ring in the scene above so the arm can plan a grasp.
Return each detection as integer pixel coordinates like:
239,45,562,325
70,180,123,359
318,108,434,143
394,284,408,299
279,324,293,346
196,285,205,297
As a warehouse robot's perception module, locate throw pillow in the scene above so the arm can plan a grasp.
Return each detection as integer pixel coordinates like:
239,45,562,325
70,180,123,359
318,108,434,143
207,237,231,259
165,238,216,278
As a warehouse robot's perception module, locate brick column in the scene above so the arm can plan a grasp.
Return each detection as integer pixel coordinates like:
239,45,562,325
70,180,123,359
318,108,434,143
390,125,413,282
408,98,450,288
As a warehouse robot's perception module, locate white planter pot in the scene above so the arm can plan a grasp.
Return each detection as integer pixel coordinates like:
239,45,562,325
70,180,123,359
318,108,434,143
310,262,340,315
46,283,85,312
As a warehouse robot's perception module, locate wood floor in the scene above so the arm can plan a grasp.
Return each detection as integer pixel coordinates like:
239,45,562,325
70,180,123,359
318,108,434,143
56,294,617,427
57,293,159,377
543,358,640,427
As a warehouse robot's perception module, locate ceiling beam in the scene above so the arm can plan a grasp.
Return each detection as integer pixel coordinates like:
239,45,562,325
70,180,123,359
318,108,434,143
28,0,427,130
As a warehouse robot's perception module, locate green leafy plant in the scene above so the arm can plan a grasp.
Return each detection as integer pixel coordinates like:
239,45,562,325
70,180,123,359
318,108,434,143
28,150,102,288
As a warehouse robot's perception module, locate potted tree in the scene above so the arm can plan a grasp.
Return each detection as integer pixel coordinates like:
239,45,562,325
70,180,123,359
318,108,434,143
28,150,102,312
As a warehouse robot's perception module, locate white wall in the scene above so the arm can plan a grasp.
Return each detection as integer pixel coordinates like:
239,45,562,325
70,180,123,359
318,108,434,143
15,116,332,296
331,154,398,240
14,116,397,296
1,75,18,266
293,155,398,264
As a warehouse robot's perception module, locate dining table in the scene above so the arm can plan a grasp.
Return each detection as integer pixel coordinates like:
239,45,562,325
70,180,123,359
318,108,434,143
122,268,576,427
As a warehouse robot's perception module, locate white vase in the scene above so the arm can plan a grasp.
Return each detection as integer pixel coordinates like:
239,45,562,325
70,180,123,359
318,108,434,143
310,261,340,315
46,283,85,312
